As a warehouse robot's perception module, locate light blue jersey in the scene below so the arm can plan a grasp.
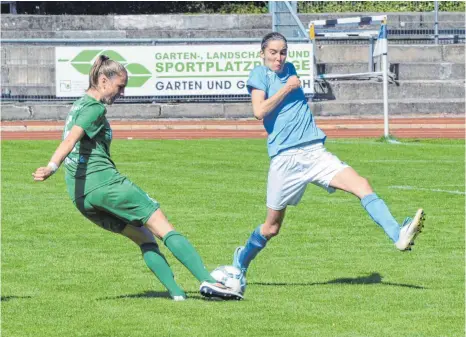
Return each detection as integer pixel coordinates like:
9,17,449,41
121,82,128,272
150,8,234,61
247,62,326,158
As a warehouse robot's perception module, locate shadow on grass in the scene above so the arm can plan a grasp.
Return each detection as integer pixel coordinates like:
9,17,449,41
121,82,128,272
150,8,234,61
1,295,32,302
98,291,205,301
250,272,425,289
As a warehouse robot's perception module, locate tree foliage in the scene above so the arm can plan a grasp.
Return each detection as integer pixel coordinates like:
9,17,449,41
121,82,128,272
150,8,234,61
14,1,268,15
11,1,465,15
298,1,465,13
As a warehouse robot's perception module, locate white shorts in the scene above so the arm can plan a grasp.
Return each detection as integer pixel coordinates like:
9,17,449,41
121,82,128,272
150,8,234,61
266,142,349,210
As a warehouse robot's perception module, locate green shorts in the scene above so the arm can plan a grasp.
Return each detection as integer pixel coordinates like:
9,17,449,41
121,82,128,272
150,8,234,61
73,177,160,233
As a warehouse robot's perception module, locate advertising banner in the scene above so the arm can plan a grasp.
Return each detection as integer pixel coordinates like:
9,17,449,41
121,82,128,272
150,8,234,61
56,44,313,97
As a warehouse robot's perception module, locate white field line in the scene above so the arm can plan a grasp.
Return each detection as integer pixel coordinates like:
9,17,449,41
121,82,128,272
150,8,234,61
389,185,466,195
327,140,465,148
359,160,461,163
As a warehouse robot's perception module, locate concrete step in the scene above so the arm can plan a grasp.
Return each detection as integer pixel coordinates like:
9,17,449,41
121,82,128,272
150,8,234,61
1,99,464,121
394,63,465,80
319,62,465,80
1,29,271,39
0,14,272,31
315,44,464,63
311,98,465,116
3,13,463,32
2,44,462,65
125,29,270,39
1,30,128,39
3,80,464,99
313,80,464,100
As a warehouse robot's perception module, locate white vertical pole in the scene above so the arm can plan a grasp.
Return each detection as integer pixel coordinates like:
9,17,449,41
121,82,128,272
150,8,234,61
382,25,389,138
270,1,277,32
309,23,316,96
368,36,374,72
382,54,389,138
434,0,439,45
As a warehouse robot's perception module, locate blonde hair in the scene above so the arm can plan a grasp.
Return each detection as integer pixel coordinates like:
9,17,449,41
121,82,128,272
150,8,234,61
88,55,127,90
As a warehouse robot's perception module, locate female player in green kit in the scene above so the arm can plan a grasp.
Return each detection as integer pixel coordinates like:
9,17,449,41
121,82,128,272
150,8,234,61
233,32,426,289
33,55,242,301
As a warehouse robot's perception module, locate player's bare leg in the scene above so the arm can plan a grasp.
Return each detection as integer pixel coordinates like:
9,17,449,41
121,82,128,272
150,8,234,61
330,167,425,250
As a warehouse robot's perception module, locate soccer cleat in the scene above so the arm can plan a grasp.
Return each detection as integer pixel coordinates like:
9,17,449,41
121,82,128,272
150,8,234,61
232,246,247,291
395,209,425,251
199,282,243,301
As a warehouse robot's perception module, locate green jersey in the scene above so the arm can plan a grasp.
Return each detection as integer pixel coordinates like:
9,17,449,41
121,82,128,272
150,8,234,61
63,94,121,201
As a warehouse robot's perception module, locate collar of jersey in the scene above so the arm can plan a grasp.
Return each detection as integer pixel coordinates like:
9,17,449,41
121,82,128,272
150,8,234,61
266,65,290,83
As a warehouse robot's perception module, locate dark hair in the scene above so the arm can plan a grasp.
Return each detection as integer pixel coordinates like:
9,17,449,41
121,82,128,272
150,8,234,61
87,55,127,90
261,32,288,52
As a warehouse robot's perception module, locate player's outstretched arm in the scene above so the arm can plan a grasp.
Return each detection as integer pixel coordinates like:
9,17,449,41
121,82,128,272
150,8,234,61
32,125,85,181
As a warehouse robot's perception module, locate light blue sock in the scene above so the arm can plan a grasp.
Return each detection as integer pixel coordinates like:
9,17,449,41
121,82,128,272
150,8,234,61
239,225,268,270
361,193,400,242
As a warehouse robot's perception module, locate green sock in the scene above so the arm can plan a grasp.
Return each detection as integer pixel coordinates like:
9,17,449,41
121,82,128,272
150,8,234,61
140,243,186,298
163,231,216,283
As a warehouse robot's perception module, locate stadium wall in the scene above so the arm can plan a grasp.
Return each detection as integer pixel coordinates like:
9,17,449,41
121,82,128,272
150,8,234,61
1,13,465,120
1,12,465,38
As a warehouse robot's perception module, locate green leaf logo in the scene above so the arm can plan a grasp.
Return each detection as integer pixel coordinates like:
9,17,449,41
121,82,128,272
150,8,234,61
70,50,103,74
125,63,151,87
68,49,151,87
101,50,126,63
71,50,103,63
126,63,151,75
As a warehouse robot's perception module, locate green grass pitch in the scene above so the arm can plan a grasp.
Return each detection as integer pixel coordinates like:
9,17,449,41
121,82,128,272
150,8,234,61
2,138,464,337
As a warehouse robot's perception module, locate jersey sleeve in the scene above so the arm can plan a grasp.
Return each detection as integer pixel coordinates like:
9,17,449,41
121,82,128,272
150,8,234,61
247,66,268,95
75,103,106,139
287,62,298,77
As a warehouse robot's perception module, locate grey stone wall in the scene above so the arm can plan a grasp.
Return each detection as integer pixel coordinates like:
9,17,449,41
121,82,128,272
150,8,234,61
2,99,464,121
2,12,464,38
1,13,464,120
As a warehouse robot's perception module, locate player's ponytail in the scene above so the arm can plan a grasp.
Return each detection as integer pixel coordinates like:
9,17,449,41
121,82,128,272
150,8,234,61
87,55,127,90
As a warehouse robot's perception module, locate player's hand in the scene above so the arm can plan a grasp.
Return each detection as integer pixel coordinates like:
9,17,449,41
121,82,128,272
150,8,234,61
32,166,54,181
286,75,301,91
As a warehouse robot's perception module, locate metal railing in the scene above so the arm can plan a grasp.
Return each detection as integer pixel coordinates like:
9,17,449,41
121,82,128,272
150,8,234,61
272,1,465,45
312,24,465,45
270,1,308,39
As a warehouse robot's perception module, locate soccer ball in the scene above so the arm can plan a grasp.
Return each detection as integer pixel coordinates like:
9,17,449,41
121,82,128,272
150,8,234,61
210,265,246,295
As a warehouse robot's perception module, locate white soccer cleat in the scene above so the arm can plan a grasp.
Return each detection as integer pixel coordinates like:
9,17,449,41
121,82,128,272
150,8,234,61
199,281,243,301
395,209,425,251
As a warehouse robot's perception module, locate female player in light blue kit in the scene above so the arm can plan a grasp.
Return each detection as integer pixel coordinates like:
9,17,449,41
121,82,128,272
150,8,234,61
233,32,425,286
